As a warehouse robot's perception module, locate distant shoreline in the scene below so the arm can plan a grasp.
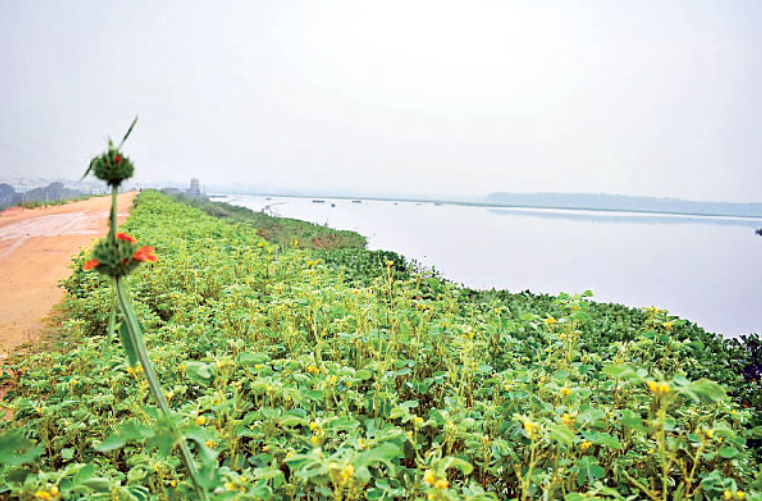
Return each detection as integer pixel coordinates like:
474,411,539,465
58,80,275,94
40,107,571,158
212,192,762,222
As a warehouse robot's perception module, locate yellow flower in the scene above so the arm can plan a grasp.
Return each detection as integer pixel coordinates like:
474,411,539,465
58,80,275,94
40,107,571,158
311,436,319,445
423,470,436,485
560,333,567,340
561,413,575,427
166,391,174,401
524,421,539,438
36,407,43,415
385,260,394,267
255,364,263,370
257,242,265,248
648,381,659,393
179,364,186,372
560,387,572,397
341,464,354,480
544,316,557,326
662,321,673,330
170,479,177,487
205,440,216,448
435,479,449,489
724,490,733,500
705,429,714,438
135,366,143,374
357,438,366,448
226,482,237,491
34,491,51,500
571,305,579,311
195,416,206,426
127,367,135,375
330,375,338,384
309,421,318,430
285,451,293,458
658,383,670,394
581,441,593,450
738,491,745,500
731,409,736,415
414,416,424,426
307,365,320,374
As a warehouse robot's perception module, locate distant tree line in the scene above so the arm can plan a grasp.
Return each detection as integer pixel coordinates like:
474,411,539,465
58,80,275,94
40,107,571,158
0,182,84,210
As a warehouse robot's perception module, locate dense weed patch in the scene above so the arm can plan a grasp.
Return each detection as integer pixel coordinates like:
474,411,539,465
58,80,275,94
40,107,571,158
1,191,760,500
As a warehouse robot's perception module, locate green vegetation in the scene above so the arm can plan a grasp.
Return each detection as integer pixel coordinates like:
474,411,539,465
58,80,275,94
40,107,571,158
17,194,96,210
1,191,761,500
169,194,367,250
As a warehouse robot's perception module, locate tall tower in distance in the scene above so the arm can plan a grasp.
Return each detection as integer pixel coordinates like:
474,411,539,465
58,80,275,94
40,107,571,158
187,178,201,196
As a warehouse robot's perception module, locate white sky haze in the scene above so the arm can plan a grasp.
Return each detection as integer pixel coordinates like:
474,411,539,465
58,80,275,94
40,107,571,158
0,1,760,201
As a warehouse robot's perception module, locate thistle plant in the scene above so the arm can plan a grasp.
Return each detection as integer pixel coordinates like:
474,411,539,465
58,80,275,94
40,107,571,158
82,118,210,500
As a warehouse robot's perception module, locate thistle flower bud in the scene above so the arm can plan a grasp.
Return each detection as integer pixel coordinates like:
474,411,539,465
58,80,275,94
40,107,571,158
88,148,135,186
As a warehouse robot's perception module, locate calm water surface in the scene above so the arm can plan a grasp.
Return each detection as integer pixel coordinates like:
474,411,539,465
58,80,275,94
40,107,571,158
221,194,762,338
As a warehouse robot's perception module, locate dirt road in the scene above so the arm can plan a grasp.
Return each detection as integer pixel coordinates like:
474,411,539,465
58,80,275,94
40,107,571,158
0,192,136,357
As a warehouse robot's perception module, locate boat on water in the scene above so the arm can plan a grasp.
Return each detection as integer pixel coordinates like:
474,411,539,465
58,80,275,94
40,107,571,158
312,199,326,204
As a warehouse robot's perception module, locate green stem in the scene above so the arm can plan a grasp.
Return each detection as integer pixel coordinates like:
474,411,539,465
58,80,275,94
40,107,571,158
110,185,118,238
109,187,208,500
116,277,209,500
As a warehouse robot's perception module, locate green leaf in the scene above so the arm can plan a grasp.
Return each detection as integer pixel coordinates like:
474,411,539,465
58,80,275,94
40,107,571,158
186,361,215,386
118,116,139,149
683,379,727,403
602,364,640,381
717,446,739,459
576,456,605,487
549,424,575,448
0,430,44,466
436,456,473,477
237,352,269,366
119,320,139,368
95,433,127,452
592,433,622,450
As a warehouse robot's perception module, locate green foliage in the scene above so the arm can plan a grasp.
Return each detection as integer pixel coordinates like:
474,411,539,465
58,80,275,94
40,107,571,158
18,195,95,210
1,191,760,500
170,193,367,250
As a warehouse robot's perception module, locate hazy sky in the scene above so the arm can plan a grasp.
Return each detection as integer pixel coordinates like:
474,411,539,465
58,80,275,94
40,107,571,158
1,1,760,201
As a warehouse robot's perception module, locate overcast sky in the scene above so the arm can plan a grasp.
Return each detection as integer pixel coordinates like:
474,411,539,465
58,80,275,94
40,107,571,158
1,1,760,201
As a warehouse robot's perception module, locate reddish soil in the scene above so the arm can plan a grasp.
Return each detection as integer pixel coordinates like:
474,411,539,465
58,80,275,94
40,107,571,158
0,192,136,358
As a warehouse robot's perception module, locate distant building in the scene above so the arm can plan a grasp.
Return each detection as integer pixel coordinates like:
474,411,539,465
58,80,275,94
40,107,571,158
187,178,201,196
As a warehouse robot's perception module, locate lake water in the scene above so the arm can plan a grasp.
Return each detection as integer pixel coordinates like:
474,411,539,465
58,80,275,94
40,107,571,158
220,194,762,338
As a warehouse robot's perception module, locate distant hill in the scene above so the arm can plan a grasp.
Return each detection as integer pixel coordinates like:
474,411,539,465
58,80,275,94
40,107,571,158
484,192,762,218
